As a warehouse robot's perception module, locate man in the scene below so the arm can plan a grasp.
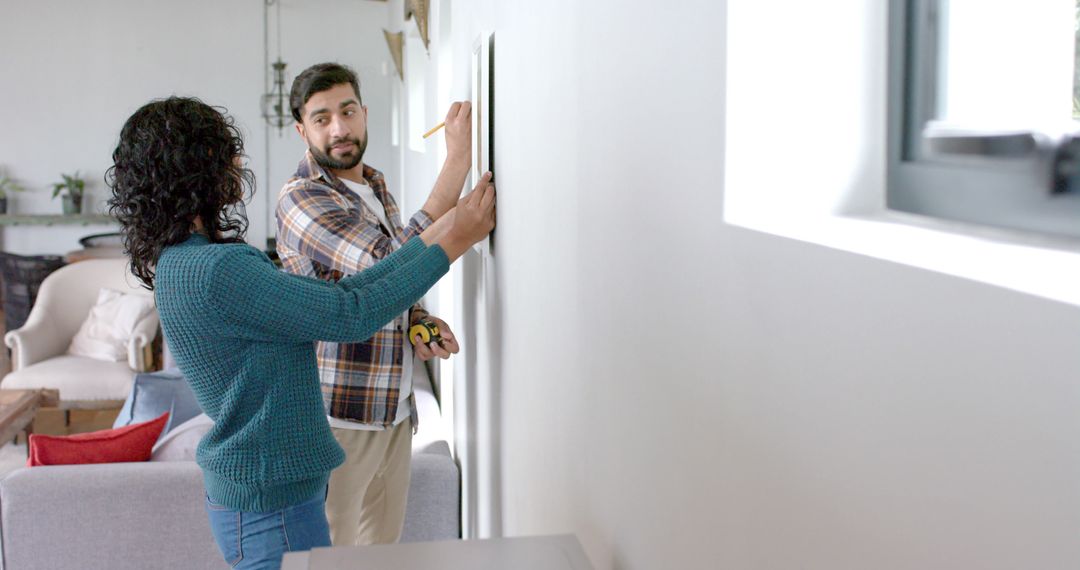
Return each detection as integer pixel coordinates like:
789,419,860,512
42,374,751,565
275,62,472,545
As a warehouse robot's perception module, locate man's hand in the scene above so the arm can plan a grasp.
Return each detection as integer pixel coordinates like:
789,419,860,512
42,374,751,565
411,315,460,360
419,102,474,221
444,101,472,166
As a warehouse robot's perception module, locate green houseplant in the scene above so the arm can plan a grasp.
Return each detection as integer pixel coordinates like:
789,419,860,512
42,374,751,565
52,171,86,215
0,173,24,215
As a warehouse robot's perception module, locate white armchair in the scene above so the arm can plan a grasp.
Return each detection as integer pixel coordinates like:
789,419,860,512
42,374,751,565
2,258,158,409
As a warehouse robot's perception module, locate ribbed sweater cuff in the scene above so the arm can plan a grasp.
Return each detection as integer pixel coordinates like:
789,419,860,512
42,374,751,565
427,243,451,269
203,471,329,513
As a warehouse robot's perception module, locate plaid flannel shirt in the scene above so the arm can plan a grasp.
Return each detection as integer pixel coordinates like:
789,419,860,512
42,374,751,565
275,152,434,428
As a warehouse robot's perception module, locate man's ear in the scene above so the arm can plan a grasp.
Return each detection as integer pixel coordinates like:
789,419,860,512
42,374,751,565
362,105,368,119
294,122,306,139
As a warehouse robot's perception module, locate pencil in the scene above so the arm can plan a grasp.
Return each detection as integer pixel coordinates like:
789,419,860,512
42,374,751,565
422,122,446,139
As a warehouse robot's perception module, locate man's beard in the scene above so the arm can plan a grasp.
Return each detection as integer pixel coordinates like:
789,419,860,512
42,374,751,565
310,132,367,170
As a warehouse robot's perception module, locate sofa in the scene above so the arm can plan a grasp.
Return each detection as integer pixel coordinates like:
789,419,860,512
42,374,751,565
0,373,459,570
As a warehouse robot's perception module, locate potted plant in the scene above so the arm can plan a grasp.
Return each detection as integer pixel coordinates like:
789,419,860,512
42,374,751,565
0,172,24,215
52,171,86,215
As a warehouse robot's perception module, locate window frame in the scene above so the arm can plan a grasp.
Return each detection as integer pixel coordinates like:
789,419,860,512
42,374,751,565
887,0,1080,239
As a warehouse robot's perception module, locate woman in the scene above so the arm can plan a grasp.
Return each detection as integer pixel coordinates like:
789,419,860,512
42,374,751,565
106,96,494,569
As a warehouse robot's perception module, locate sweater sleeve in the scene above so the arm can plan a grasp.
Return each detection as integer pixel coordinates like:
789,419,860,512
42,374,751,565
204,242,449,343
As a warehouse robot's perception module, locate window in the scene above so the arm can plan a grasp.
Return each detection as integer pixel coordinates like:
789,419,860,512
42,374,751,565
889,0,1080,238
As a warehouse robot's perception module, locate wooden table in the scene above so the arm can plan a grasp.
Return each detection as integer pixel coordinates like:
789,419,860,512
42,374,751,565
281,534,594,570
0,389,59,446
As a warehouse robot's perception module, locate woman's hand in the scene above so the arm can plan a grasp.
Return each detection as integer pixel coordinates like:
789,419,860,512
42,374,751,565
437,172,495,261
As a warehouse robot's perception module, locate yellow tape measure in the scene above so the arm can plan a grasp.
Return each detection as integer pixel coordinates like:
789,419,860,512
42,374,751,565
408,319,442,346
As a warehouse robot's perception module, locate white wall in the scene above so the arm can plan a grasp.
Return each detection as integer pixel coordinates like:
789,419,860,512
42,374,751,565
0,0,391,255
413,1,1080,569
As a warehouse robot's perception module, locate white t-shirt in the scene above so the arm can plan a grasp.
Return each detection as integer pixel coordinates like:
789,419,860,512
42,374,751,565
341,177,392,232
328,177,421,430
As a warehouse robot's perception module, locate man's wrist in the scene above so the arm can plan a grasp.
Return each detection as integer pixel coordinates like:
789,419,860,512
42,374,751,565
444,151,469,170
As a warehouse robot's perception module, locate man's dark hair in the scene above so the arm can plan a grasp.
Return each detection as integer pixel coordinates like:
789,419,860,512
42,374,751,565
106,97,253,290
290,62,362,123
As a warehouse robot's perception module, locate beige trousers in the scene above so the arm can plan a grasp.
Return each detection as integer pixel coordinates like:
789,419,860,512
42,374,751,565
326,420,413,546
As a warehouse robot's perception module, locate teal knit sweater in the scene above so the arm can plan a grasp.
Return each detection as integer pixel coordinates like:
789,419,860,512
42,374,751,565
154,233,449,512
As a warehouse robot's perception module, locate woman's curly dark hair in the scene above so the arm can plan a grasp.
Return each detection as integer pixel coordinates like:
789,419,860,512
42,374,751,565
106,97,254,289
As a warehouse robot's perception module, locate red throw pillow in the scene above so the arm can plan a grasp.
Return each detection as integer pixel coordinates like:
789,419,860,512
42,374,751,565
27,412,169,467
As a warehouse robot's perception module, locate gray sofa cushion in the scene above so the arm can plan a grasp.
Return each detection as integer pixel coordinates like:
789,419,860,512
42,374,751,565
402,440,460,543
0,462,222,570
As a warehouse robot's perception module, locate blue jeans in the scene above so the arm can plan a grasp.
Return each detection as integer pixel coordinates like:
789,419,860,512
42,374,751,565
205,490,331,569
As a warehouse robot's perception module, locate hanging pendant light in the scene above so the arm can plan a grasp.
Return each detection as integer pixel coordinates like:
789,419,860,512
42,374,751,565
262,58,289,132
261,0,289,133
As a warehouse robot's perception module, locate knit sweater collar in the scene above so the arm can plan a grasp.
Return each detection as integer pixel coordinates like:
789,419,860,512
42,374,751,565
182,232,210,246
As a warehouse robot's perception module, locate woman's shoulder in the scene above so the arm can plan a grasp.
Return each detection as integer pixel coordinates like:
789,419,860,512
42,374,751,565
163,237,262,259
159,239,271,282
